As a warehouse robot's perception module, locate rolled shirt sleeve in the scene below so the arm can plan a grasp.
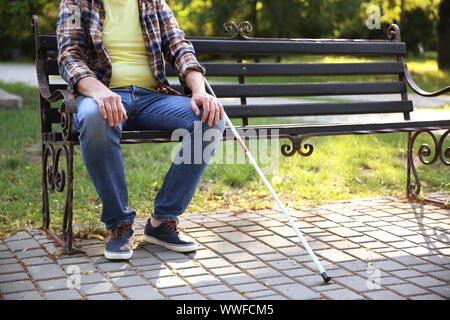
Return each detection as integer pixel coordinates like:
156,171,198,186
56,0,96,91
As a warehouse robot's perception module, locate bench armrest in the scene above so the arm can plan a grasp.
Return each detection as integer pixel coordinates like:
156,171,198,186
36,59,77,114
404,64,450,97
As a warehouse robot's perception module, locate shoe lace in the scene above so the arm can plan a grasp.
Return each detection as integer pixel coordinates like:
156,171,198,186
161,221,178,234
112,223,132,239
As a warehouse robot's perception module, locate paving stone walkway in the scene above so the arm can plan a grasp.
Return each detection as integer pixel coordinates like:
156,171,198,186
0,195,449,300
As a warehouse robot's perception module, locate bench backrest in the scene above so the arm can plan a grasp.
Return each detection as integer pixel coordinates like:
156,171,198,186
33,19,411,130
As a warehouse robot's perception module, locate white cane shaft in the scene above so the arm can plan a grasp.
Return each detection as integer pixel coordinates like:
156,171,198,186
223,114,326,274
205,79,328,277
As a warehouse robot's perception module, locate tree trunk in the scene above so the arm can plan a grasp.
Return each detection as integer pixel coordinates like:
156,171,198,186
399,0,406,28
437,0,450,70
250,0,258,36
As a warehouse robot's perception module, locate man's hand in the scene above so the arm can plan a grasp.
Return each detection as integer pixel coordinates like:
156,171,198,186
185,70,224,127
92,89,128,127
190,92,224,127
77,77,127,127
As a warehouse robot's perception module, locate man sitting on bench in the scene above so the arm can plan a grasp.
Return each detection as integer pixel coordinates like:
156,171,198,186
57,0,225,260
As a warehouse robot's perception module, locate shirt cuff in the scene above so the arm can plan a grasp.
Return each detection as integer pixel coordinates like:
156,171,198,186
179,62,206,81
178,62,206,96
69,71,97,93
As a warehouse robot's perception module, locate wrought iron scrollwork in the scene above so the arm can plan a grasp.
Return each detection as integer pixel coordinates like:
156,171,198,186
280,134,315,157
59,103,73,141
438,130,450,165
223,21,253,40
387,24,401,41
411,129,449,166
43,144,69,193
42,142,74,251
280,135,300,157
407,129,449,199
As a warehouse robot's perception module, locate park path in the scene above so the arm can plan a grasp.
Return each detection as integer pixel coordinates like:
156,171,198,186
1,63,449,124
0,193,449,300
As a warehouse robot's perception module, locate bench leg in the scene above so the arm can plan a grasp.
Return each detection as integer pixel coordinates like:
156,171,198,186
406,129,449,204
42,144,51,230
406,132,421,199
42,143,74,254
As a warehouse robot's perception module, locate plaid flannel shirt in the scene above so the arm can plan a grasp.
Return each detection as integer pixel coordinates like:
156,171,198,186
56,0,205,95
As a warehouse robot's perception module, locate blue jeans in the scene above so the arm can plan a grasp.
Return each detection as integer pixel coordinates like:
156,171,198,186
73,85,225,231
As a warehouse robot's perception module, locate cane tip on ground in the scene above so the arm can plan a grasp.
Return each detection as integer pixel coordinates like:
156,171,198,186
321,272,332,284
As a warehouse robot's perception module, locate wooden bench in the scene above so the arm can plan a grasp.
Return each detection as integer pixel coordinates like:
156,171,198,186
32,17,450,253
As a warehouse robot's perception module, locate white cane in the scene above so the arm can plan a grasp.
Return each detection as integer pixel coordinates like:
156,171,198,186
204,78,331,283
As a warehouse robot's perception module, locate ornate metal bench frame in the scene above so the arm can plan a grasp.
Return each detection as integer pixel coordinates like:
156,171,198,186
32,17,449,253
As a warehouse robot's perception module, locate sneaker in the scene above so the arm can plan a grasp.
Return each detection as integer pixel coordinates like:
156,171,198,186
104,223,134,260
144,219,198,252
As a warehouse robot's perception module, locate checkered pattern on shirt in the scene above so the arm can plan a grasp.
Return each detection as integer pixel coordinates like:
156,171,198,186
56,0,205,95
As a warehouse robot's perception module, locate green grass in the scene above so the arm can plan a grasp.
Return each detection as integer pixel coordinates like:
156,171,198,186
1,53,449,238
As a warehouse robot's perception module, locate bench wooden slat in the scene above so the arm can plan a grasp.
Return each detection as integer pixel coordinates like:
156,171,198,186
46,59,60,75
47,78,406,99
223,101,413,118
171,81,406,97
44,119,450,143
42,107,61,124
45,59,404,77
39,101,413,124
191,39,407,55
49,84,68,91
236,120,450,136
106,120,450,141
165,62,404,77
36,34,57,51
36,34,406,56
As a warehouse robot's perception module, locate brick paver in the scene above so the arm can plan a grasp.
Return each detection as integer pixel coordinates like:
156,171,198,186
0,194,448,300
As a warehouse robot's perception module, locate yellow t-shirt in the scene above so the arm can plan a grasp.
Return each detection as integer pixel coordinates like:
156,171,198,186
103,0,159,91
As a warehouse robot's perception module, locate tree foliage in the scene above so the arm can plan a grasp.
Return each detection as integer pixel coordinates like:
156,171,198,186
361,0,441,52
0,0,58,60
0,0,445,61
171,0,443,53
